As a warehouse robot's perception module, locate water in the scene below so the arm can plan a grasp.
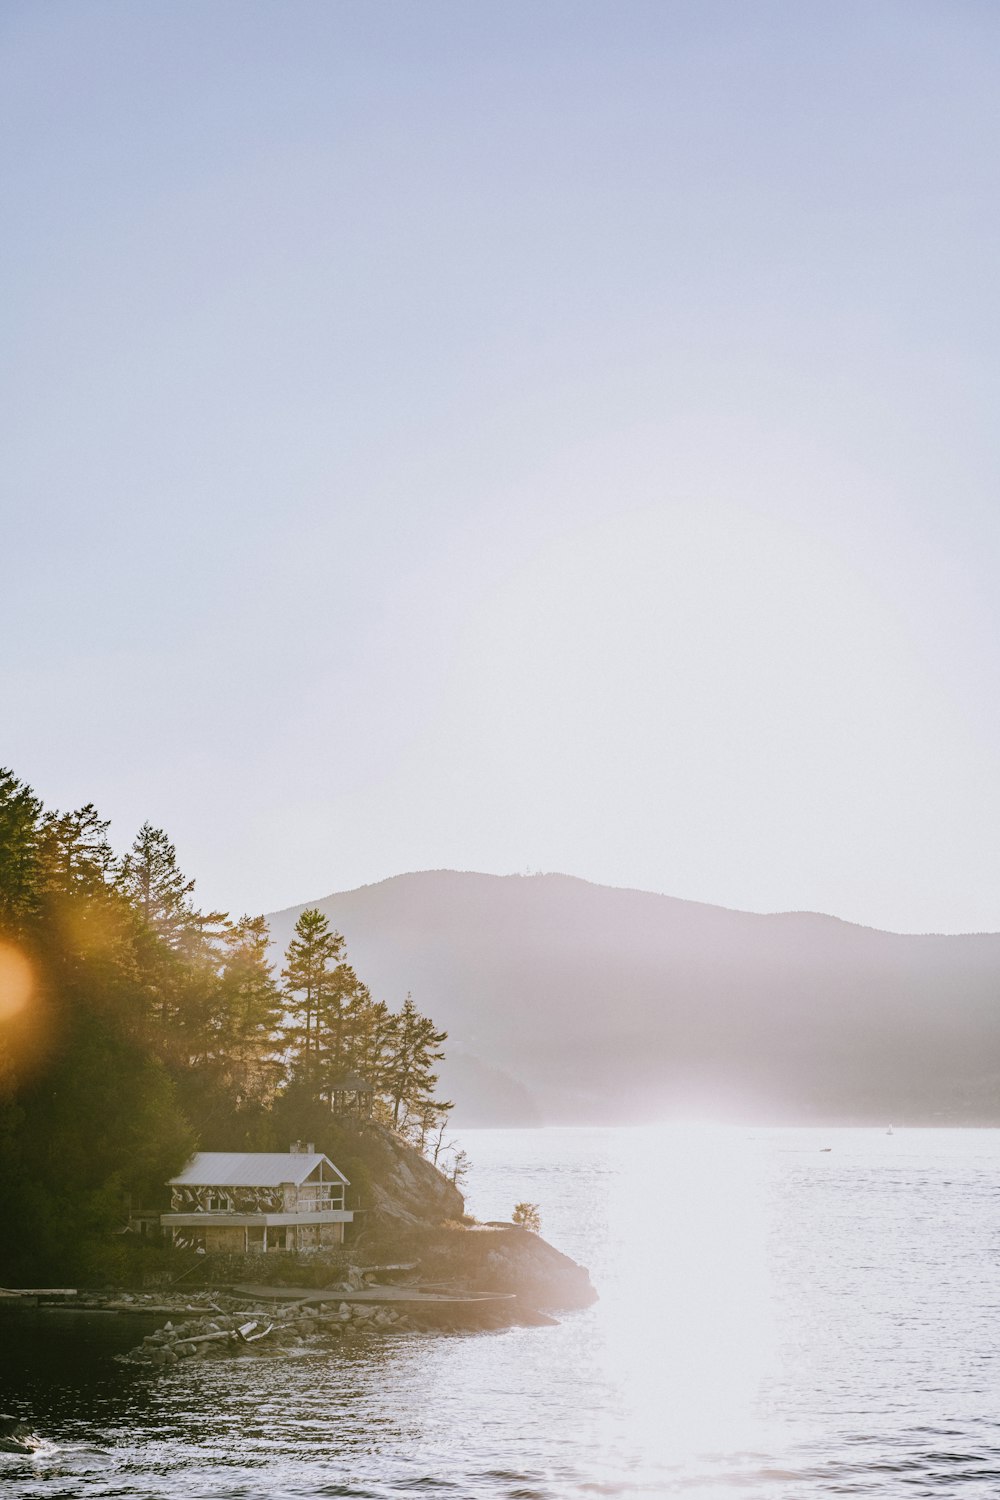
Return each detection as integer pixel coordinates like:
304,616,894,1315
4,1125,1000,1498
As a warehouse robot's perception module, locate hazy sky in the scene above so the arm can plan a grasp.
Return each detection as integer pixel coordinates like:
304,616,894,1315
4,1,1000,933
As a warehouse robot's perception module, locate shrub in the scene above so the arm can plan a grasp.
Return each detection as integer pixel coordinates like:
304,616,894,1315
511,1202,541,1233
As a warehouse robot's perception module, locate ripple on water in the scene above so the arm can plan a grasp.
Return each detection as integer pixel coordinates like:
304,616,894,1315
7,1126,1000,1498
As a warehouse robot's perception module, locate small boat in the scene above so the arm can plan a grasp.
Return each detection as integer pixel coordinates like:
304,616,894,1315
886,1125,894,1136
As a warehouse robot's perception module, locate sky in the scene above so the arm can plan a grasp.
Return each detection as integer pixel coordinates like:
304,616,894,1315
3,0,1000,934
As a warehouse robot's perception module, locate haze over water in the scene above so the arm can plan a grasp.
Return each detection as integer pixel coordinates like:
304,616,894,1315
4,1123,1000,1499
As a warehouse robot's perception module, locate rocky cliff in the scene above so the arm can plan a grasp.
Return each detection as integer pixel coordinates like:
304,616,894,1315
308,1122,596,1314
329,1118,465,1229
409,1223,596,1313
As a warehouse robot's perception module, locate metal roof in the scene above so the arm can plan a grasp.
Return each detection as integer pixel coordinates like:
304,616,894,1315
168,1152,349,1187
327,1071,373,1091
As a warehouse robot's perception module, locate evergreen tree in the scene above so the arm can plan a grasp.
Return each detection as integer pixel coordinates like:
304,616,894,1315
118,823,226,957
383,992,450,1130
351,989,394,1097
0,766,458,1284
118,823,196,944
39,804,115,897
117,822,227,1048
0,769,43,935
281,908,344,1082
216,915,284,1095
0,784,194,1282
315,961,380,1097
220,916,283,1042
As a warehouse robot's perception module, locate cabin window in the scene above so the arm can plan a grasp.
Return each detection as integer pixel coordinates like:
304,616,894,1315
208,1193,231,1212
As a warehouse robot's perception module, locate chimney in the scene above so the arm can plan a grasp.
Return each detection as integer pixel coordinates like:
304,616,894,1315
306,1141,315,1154
289,1140,304,1154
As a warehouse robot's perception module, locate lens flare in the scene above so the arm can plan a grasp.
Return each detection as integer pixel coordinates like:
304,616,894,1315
0,941,34,1022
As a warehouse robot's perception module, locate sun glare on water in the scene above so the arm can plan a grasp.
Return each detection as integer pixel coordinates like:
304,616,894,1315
589,1124,784,1473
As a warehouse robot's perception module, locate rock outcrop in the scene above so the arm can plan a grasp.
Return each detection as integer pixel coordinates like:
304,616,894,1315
313,1123,595,1311
412,1224,596,1311
335,1119,465,1228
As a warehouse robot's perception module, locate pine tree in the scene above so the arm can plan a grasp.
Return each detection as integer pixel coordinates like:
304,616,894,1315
317,961,380,1090
172,914,286,1146
281,908,344,1084
384,992,450,1130
35,804,135,1011
38,804,115,897
217,915,284,1087
117,823,197,948
117,822,227,1050
0,764,461,1283
0,777,195,1283
351,990,393,1097
0,769,43,935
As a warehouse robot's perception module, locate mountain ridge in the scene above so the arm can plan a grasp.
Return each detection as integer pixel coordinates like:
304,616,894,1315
270,868,994,940
265,871,1000,1126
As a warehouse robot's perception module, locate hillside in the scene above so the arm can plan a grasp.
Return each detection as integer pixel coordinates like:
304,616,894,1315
267,872,1000,1125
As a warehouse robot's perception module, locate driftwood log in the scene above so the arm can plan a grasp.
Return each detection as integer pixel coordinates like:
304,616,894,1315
237,1321,274,1343
173,1330,238,1349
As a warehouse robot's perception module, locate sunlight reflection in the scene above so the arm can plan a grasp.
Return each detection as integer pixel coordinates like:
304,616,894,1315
593,1124,781,1469
0,939,33,1023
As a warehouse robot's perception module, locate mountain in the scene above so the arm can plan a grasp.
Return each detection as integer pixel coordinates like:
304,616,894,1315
266,872,1000,1126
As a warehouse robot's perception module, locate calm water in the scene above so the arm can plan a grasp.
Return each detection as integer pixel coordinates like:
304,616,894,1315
4,1125,1000,1498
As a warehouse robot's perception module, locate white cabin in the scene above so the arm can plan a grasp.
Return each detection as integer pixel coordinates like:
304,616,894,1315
160,1146,353,1253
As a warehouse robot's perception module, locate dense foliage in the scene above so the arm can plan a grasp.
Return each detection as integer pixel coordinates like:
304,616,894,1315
0,769,453,1284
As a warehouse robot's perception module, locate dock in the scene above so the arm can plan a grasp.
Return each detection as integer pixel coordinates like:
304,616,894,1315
230,1282,516,1309
0,1288,78,1310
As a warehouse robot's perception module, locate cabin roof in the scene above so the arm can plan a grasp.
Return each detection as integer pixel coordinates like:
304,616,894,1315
168,1152,349,1188
327,1070,372,1092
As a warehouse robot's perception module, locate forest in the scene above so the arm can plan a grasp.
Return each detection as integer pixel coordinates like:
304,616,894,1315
0,768,455,1283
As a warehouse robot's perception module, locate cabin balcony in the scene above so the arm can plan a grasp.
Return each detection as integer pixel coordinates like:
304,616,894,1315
161,1209,353,1228
160,1207,354,1254
296,1193,345,1211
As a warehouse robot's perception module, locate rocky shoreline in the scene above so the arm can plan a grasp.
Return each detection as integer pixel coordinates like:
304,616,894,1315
119,1294,451,1367
7,1224,597,1369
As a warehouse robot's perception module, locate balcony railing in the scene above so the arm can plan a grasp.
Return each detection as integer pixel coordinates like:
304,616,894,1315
296,1192,345,1212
